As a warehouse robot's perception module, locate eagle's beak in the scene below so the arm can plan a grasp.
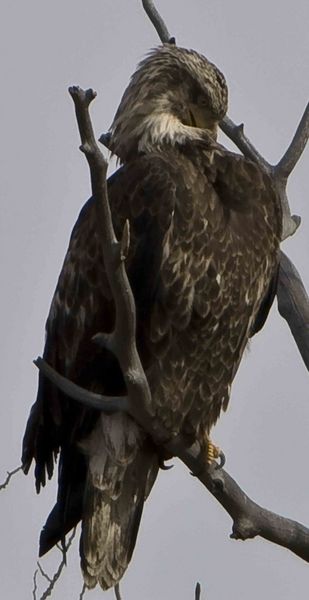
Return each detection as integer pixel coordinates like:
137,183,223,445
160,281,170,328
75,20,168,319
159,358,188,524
188,104,213,130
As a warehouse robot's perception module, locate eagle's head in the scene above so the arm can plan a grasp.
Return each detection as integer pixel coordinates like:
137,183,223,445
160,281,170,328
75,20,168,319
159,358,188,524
109,45,228,162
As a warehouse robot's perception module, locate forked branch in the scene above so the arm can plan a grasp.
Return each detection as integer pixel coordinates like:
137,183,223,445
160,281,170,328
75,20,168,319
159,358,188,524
32,528,77,600
69,85,155,434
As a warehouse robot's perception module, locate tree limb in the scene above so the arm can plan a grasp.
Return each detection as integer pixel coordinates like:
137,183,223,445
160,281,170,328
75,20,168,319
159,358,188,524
276,101,309,178
69,86,157,438
114,583,122,600
277,251,309,370
220,117,271,172
35,354,309,564
221,110,308,240
34,356,129,413
141,0,171,43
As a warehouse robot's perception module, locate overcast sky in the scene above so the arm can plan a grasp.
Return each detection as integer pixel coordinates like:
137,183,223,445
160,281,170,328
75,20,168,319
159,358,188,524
0,1,308,599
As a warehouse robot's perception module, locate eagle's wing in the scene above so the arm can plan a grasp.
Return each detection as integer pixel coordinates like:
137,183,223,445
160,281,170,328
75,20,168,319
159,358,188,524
22,154,176,566
212,149,281,340
250,266,279,336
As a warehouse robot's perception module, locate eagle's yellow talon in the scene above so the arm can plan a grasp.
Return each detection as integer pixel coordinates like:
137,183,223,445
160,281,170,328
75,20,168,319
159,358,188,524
206,441,224,467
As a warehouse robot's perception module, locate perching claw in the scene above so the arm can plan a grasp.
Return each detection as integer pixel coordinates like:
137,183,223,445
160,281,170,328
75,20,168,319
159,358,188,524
216,450,226,469
159,457,174,471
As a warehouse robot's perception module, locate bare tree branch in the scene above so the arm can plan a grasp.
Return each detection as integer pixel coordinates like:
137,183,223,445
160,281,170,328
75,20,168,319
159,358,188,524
69,85,157,436
221,103,309,184
33,357,128,413
79,583,87,599
35,354,309,563
220,117,271,172
0,465,22,490
220,114,306,241
181,446,309,563
277,251,309,370
114,583,122,600
141,0,171,43
276,102,309,179
141,0,309,186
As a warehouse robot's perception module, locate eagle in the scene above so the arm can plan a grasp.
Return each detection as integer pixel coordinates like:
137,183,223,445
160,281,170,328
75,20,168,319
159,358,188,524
22,45,282,590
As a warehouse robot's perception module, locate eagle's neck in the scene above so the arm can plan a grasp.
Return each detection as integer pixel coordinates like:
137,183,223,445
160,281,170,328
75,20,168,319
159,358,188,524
110,110,217,163
138,113,217,153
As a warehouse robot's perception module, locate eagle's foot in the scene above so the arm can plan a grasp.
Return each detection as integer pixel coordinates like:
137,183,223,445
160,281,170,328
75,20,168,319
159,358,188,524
158,456,174,470
206,440,226,469
207,441,219,463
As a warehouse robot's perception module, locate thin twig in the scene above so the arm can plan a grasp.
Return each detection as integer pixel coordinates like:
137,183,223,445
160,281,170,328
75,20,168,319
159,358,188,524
37,528,77,600
37,562,52,584
79,583,87,599
0,465,22,490
32,569,38,600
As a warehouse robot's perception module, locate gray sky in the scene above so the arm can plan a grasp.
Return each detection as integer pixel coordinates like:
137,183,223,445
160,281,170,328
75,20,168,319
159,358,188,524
0,1,308,598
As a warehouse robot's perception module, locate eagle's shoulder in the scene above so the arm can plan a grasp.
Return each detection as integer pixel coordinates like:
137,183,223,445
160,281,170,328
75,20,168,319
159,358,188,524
213,149,281,225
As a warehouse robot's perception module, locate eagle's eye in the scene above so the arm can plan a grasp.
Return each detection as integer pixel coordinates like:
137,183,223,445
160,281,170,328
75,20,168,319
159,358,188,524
197,95,209,108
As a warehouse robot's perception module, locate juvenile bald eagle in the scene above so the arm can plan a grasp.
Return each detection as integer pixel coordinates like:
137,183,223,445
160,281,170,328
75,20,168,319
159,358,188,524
22,45,282,590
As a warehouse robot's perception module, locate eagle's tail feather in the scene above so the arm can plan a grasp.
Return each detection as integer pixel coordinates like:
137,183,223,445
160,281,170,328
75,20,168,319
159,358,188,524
39,444,87,556
80,413,158,590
